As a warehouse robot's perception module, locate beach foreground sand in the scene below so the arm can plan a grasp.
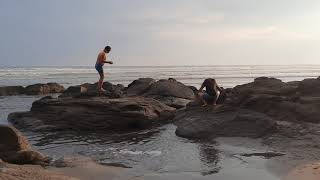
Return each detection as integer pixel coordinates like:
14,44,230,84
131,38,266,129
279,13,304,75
284,161,320,180
0,157,124,180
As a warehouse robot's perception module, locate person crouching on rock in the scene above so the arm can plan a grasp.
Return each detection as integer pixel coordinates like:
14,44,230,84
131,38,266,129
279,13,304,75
198,78,222,106
95,46,113,92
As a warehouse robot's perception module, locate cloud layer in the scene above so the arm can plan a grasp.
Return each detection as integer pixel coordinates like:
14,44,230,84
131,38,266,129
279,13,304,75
0,0,320,66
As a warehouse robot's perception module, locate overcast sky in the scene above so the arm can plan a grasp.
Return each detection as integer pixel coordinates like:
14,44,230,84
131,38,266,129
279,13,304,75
1,0,320,66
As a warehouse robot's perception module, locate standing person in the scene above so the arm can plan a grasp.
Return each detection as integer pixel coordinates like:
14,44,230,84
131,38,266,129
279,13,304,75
95,46,113,92
198,78,222,106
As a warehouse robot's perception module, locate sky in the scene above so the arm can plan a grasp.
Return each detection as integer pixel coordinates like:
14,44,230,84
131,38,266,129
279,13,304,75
0,0,320,66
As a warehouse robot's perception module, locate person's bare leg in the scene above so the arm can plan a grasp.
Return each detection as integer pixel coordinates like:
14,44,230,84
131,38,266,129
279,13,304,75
200,94,208,106
99,73,106,92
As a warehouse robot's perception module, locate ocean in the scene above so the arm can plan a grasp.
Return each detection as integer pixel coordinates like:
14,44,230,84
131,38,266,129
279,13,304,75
1,65,319,88
1,65,319,180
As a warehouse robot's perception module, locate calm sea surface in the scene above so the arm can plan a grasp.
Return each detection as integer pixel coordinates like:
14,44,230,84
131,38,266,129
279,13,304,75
1,65,319,180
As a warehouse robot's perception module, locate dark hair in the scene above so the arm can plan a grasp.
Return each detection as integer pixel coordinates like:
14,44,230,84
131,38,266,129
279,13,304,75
104,46,111,52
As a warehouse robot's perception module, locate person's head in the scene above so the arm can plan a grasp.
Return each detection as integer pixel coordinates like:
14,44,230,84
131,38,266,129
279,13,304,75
104,46,111,53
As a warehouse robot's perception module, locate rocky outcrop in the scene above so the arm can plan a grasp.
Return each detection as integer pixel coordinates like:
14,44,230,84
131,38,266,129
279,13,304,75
0,125,49,165
8,96,176,132
175,76,320,140
25,83,65,95
230,77,320,123
142,79,195,99
0,83,65,96
125,78,195,109
126,78,156,96
60,82,124,98
0,86,25,96
175,106,277,139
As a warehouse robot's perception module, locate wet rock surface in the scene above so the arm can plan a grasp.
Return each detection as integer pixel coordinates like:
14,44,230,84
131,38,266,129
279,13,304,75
0,83,65,96
8,96,176,132
0,125,49,165
175,106,277,139
60,82,124,98
175,76,320,139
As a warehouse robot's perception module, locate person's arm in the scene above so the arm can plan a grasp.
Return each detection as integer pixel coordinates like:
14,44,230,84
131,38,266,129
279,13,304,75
104,60,113,64
199,81,205,92
103,54,113,64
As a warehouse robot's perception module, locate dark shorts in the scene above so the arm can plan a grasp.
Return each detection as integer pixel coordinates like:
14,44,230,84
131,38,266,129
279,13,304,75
95,64,104,74
203,92,219,104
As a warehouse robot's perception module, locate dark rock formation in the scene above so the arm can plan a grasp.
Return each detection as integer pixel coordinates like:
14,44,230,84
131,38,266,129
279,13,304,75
230,77,320,123
125,78,195,109
126,78,156,96
143,79,195,99
25,83,65,95
60,82,124,98
175,76,320,140
0,86,25,96
8,96,176,132
175,106,277,139
0,125,49,165
0,83,65,96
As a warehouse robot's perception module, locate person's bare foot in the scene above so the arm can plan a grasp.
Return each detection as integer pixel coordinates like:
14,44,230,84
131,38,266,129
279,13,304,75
100,88,106,92
202,104,208,107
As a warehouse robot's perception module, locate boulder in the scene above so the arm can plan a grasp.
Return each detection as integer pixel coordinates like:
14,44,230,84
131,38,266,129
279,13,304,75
126,78,155,96
0,86,25,96
152,96,192,109
228,77,320,123
175,106,277,139
297,78,320,96
0,125,49,165
143,79,195,99
232,77,296,96
25,83,65,95
60,82,124,98
8,96,176,132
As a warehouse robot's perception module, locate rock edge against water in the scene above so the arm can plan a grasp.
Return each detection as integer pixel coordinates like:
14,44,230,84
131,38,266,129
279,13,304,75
0,83,65,96
7,76,320,140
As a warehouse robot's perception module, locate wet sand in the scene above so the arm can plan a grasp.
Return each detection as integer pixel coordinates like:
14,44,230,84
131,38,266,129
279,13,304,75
284,162,320,180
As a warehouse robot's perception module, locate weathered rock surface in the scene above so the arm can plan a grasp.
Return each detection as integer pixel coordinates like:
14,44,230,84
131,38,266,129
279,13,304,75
0,83,65,96
0,125,49,165
125,78,195,109
175,106,277,139
142,79,195,99
8,96,176,132
230,77,320,123
60,82,124,98
25,83,65,95
0,86,25,96
175,76,320,139
126,78,156,96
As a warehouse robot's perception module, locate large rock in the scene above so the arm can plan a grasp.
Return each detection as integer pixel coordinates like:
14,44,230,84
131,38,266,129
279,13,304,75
175,106,277,139
143,79,195,99
60,82,124,98
232,77,301,98
297,77,320,96
126,78,155,96
0,83,65,96
229,77,320,123
25,83,65,95
8,96,176,132
0,86,25,96
0,125,49,165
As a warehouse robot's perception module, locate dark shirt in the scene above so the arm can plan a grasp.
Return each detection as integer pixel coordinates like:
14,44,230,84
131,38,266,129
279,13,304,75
202,79,216,96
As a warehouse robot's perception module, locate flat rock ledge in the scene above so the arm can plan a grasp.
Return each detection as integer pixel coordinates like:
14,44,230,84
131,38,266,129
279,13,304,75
0,83,65,96
8,96,176,132
175,76,320,140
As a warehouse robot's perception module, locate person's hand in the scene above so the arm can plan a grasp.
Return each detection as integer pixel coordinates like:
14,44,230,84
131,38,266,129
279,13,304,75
109,61,113,64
